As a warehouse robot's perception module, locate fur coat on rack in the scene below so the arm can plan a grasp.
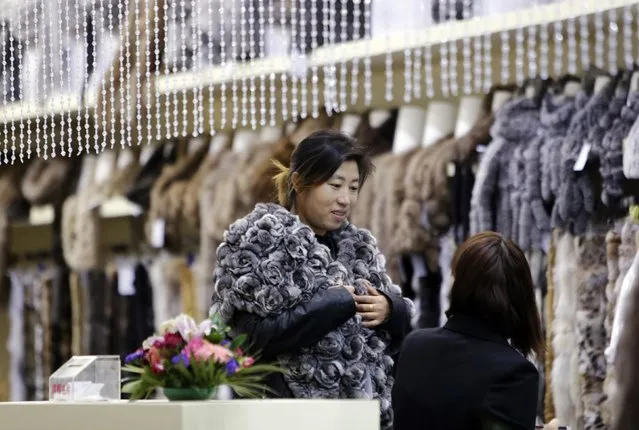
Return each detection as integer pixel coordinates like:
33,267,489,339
211,203,413,430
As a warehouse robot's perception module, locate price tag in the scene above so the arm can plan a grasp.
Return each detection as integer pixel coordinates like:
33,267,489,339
117,262,136,296
573,142,591,172
446,162,456,177
150,218,166,248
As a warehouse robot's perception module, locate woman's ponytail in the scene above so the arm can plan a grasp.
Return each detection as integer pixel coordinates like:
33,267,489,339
272,159,293,208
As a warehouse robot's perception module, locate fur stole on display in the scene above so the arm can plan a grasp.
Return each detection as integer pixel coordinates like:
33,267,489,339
212,203,409,429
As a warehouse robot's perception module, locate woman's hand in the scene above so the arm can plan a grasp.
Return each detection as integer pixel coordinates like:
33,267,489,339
355,285,391,328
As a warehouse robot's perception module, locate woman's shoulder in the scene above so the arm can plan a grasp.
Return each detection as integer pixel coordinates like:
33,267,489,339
223,203,299,241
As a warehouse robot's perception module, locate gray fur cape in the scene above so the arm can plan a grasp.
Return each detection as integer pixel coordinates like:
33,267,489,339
211,203,410,429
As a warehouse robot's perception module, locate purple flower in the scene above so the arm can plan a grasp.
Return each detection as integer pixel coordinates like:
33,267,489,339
225,359,240,375
125,350,144,364
221,340,231,347
171,353,190,368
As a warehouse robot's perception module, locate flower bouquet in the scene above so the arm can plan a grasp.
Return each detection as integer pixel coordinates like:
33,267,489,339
121,313,283,400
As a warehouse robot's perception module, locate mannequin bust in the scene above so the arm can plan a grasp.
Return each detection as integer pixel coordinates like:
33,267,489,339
232,129,260,153
259,126,282,143
422,101,457,147
454,96,483,139
369,109,392,128
392,106,426,154
340,113,363,137
491,90,513,113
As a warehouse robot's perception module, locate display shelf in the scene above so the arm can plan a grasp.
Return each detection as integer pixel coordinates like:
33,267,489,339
0,399,380,430
151,0,636,137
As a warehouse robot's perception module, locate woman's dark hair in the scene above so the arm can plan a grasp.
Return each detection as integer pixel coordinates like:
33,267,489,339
273,129,373,209
447,231,544,358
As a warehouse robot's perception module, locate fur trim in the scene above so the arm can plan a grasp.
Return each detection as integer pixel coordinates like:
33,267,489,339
611,243,639,430
212,203,413,429
21,158,74,205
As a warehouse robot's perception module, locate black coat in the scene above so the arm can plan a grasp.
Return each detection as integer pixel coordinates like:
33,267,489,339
392,314,539,430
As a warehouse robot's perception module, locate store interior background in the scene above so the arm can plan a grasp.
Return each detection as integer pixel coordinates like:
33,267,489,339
0,1,638,429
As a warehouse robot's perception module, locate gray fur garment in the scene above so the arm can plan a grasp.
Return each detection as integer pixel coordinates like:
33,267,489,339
211,203,413,430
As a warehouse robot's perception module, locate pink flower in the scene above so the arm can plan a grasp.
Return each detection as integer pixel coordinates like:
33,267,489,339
182,339,233,363
242,357,255,368
146,347,164,374
163,332,183,349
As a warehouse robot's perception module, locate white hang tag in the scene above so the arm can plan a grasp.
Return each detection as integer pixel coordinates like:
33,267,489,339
150,219,166,248
573,142,591,172
139,145,155,166
117,263,136,296
94,152,116,184
447,162,456,177
116,149,135,170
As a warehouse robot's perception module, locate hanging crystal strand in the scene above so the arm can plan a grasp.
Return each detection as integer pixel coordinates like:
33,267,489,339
240,1,249,127
108,0,117,149
338,0,348,111
192,0,204,136
322,0,331,113
447,0,458,96
117,0,127,146
72,0,82,155
482,34,492,93
514,27,524,84
527,24,538,81
66,0,75,155
206,0,215,135
219,1,227,130
23,5,33,159
499,31,510,84
124,0,134,148
553,19,563,77
412,3,423,101
461,0,472,94
403,49,412,103
566,16,577,75
539,17,549,80
608,8,618,75
280,0,288,121
267,0,277,125
363,0,372,105
299,0,308,118
89,2,98,153
170,0,180,137
593,12,604,70
622,5,633,71
145,0,154,143
163,0,173,138
438,0,449,98
350,0,361,105
424,45,434,98
15,8,24,162
82,1,92,154
231,0,240,129
53,0,64,157
290,0,299,120
1,20,8,163
473,34,482,93
49,7,58,158
258,0,267,126
39,5,49,159
19,5,29,161
179,0,189,136
33,1,41,158
310,0,319,117
578,14,589,73
153,0,162,140
8,10,19,162
135,0,147,144
248,0,257,129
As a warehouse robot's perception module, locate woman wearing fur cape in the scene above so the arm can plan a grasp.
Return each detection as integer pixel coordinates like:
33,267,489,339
211,131,413,430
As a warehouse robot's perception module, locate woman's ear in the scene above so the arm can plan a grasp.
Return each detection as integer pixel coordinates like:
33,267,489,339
291,172,301,193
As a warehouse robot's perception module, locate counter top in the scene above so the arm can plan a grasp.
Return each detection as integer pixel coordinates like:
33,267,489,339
0,399,380,430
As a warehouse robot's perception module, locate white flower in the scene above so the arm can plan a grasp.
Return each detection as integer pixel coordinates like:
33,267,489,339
142,335,164,350
173,314,199,341
197,319,215,337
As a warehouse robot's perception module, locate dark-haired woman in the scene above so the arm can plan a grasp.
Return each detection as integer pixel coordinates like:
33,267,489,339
211,130,413,429
392,231,543,430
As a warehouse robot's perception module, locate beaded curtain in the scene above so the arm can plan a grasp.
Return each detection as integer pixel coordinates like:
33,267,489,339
0,0,634,162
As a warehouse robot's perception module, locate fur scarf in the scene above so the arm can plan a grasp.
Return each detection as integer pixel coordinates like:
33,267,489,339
212,203,411,429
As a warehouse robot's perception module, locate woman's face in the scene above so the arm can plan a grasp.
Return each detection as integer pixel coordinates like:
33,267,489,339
295,160,360,235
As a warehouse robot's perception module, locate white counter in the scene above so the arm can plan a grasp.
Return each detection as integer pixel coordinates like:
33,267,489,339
0,399,380,430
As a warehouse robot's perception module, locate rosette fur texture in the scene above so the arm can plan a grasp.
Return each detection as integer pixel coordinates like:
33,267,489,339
212,203,411,429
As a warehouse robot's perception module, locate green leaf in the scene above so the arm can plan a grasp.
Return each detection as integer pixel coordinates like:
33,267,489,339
122,364,145,374
121,379,142,394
